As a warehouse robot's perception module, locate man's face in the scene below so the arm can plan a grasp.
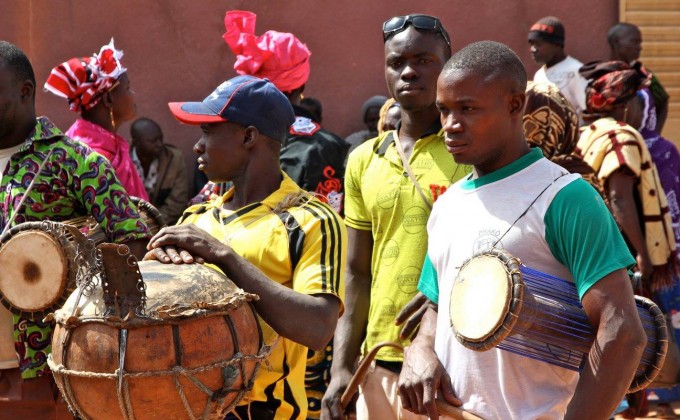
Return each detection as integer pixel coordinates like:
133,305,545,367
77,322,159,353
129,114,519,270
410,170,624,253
436,69,518,175
384,27,447,112
615,27,642,64
0,65,24,144
132,123,164,158
193,122,246,183
529,39,561,66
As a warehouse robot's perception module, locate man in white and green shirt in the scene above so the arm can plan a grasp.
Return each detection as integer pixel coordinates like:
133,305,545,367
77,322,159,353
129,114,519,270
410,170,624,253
398,41,645,420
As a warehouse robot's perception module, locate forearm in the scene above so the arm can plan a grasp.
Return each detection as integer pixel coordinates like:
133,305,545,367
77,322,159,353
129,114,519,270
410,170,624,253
331,270,371,374
216,250,340,350
565,316,645,419
610,194,647,259
410,303,438,348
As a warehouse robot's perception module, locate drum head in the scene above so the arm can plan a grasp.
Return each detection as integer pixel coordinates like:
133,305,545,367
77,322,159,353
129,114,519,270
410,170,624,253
0,231,68,317
450,254,512,343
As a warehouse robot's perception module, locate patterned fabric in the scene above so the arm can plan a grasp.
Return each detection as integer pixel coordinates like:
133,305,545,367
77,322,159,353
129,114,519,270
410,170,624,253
0,117,151,379
524,82,606,201
67,119,149,200
579,60,651,117
223,10,311,92
577,117,678,290
131,147,159,192
44,38,126,112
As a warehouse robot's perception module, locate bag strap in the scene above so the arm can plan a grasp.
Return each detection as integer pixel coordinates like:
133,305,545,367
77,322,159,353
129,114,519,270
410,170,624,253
392,132,432,210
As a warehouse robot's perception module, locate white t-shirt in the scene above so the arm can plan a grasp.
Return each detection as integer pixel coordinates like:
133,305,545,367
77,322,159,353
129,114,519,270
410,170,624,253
534,56,588,122
0,143,23,369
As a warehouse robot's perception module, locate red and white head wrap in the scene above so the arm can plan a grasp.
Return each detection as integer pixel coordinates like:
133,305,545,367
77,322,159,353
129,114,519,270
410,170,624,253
223,10,311,92
44,38,127,113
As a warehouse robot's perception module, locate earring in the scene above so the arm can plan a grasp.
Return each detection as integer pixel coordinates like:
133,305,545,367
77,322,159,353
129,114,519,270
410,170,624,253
109,107,116,131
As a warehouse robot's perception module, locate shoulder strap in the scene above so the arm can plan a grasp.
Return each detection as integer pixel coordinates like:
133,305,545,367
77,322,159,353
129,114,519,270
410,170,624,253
393,132,432,210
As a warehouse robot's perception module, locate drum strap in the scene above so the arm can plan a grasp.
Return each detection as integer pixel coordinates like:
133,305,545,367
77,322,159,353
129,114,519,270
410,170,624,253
393,132,433,211
492,172,569,249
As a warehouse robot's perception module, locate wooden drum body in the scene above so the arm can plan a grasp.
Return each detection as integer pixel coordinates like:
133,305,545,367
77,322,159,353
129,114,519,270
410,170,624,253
48,245,265,420
449,248,668,393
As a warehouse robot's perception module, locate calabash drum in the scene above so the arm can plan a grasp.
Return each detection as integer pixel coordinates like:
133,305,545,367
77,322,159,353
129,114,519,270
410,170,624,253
0,198,166,321
449,248,668,393
48,244,265,420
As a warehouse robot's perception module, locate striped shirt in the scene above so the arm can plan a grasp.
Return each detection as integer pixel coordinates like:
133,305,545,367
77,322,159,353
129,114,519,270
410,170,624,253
178,172,346,419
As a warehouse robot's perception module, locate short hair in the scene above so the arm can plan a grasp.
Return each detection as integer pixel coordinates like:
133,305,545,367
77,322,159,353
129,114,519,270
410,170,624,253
0,41,36,86
130,117,162,138
300,97,323,123
607,22,639,48
443,41,527,93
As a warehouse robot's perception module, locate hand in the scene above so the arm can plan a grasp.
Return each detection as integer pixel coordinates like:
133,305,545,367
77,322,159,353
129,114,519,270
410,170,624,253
145,225,228,265
398,340,461,419
321,369,354,420
396,292,429,340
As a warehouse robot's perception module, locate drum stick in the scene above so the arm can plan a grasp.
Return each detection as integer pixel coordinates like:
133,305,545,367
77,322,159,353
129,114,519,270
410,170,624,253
1,149,54,238
340,341,483,420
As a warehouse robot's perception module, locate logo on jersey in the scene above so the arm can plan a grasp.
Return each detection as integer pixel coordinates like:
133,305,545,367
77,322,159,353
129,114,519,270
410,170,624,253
290,116,321,136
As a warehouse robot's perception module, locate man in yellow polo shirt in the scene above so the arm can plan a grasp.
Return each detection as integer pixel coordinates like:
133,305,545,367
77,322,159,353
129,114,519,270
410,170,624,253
322,14,469,420
148,75,346,420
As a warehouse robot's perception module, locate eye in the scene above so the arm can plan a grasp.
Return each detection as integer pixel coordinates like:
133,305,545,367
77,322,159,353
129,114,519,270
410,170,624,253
418,58,433,65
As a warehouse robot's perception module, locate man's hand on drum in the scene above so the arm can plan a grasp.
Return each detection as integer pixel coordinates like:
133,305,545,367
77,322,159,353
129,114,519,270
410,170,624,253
144,225,227,265
399,338,460,418
395,292,429,340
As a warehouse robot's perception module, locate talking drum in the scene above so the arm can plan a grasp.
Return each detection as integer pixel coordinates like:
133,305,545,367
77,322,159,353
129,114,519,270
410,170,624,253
449,248,668,393
47,244,266,420
0,198,166,321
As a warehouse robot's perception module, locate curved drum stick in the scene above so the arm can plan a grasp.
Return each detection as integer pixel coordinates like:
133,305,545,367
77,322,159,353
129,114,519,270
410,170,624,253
340,341,483,420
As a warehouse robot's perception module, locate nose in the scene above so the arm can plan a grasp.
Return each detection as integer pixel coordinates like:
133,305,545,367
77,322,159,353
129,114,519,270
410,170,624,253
401,63,418,80
193,137,205,155
530,45,537,53
442,114,462,133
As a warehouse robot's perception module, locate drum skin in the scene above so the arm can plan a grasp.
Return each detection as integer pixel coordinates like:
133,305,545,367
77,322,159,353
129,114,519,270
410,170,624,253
50,261,263,420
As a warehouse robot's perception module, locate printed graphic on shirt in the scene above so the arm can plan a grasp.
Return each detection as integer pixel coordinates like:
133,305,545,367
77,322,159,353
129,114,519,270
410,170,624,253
290,116,321,136
473,229,504,254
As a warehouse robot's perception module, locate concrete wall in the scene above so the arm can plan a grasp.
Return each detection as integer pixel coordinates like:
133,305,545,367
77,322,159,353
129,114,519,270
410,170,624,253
0,0,618,183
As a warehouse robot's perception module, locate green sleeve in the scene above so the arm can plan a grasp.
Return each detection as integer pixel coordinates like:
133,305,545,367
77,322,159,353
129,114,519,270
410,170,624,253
417,254,439,304
544,178,635,299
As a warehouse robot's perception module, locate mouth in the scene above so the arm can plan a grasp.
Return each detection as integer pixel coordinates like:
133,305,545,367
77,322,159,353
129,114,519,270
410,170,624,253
444,138,468,154
197,157,207,171
398,85,423,96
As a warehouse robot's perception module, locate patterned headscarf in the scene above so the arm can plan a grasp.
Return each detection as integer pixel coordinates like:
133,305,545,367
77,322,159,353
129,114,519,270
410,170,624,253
579,60,650,116
223,10,311,92
44,38,127,113
523,81,579,159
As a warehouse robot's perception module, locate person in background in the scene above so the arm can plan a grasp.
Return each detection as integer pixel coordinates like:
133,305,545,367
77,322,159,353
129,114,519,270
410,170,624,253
224,10,349,216
0,40,150,417
528,16,588,123
300,96,323,124
44,39,148,200
345,95,388,153
608,22,670,133
576,61,678,294
378,98,401,134
130,117,189,224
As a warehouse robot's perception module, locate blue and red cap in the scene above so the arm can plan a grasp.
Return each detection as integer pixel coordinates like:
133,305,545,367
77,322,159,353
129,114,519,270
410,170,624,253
168,75,295,142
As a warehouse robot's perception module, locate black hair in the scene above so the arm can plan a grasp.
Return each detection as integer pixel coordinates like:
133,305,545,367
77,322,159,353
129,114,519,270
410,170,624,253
300,97,323,123
607,22,639,49
0,41,36,87
443,41,527,93
130,117,162,138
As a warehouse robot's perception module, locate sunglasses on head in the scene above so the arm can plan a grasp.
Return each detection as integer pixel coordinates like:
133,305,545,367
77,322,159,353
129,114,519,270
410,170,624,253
382,14,451,46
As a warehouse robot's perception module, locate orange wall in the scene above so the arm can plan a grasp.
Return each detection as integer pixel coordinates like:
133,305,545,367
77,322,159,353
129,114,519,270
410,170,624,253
1,1,617,180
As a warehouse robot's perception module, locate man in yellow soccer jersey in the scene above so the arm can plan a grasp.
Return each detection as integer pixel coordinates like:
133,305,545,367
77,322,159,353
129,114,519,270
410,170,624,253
147,75,346,420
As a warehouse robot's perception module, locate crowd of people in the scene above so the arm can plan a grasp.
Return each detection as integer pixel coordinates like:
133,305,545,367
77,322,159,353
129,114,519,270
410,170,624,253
0,9,678,420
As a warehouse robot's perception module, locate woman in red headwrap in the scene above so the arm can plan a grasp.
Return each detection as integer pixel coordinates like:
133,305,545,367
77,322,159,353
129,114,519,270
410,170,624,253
44,39,148,200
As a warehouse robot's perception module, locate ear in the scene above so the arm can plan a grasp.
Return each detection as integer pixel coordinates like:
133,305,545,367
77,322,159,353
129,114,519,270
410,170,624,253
101,91,114,108
19,79,35,103
242,126,259,148
509,91,526,117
